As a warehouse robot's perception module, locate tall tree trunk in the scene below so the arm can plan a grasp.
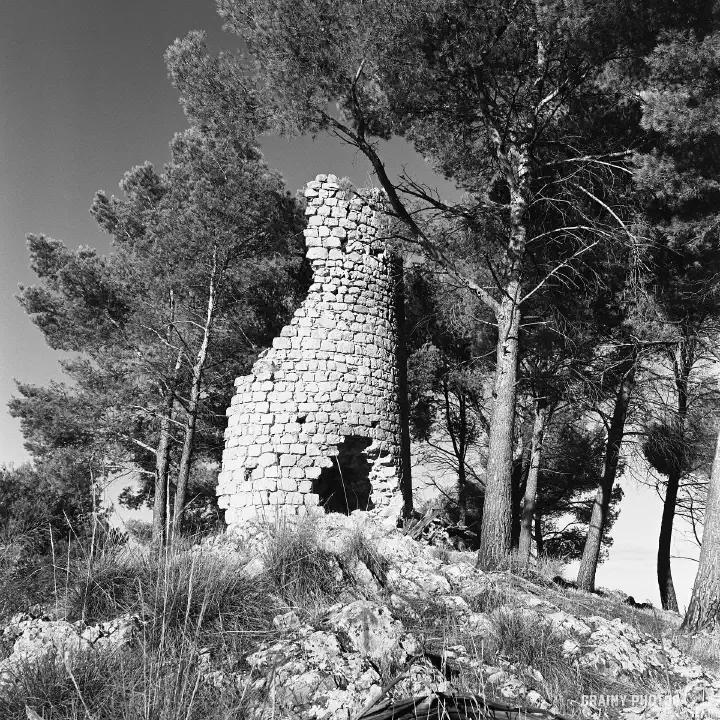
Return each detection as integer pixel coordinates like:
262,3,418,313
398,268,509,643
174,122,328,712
658,466,680,611
454,393,469,526
443,376,468,525
681,427,720,633
510,433,527,549
364,125,532,566
510,458,526,549
457,455,468,526
171,248,218,540
534,510,544,557
518,397,548,564
477,142,529,568
576,358,636,591
152,291,182,547
459,395,470,525
151,391,174,546
658,340,691,611
478,294,522,567
393,257,413,519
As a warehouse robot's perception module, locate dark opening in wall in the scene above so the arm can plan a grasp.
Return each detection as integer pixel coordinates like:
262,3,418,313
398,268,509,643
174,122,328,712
314,436,374,514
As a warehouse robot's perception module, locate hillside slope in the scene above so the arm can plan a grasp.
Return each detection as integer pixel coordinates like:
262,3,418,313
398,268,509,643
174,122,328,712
0,513,718,719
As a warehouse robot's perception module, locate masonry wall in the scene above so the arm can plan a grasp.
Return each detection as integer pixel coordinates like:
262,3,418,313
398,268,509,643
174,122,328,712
217,174,402,530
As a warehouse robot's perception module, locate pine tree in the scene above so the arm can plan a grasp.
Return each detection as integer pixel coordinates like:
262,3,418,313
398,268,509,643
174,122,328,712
535,418,624,561
13,32,306,543
91,125,305,540
206,0,706,564
636,27,720,609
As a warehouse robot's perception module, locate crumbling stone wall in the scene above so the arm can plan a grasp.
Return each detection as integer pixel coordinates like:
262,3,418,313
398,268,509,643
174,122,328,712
217,174,403,530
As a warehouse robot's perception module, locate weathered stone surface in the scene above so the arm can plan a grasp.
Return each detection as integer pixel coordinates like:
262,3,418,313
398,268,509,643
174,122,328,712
4,515,720,720
325,600,405,670
246,627,384,720
0,612,137,694
219,175,403,531
193,514,720,720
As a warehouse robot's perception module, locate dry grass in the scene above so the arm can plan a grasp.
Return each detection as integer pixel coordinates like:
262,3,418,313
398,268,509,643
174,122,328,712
0,646,261,720
474,550,569,592
389,563,674,720
534,555,570,583
0,525,703,720
431,546,452,564
64,542,280,658
673,632,720,675
342,523,390,589
0,521,340,719
0,532,60,620
544,584,679,640
467,583,512,614
485,607,660,716
261,515,343,608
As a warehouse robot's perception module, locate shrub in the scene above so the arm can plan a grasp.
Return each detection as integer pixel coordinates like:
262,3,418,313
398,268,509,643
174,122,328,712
124,519,153,545
0,529,62,620
0,651,122,720
533,554,569,584
483,608,664,716
65,546,143,623
676,633,720,676
490,608,563,667
474,549,566,588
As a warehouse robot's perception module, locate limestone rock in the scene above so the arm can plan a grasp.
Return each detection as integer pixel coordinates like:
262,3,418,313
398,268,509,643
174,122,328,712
247,628,382,719
325,600,406,669
5,512,720,719
0,613,137,695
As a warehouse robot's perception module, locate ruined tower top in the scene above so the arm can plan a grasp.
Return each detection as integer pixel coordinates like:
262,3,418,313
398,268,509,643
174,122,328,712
217,174,403,531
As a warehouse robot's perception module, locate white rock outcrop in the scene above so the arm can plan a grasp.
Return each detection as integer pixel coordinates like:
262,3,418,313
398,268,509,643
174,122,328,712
0,612,137,693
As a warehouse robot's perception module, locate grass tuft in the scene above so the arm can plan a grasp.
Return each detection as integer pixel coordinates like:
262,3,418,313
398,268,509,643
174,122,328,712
490,608,562,667
675,632,720,675
0,646,260,720
0,532,59,620
342,523,390,588
66,543,278,655
262,516,342,606
467,584,511,614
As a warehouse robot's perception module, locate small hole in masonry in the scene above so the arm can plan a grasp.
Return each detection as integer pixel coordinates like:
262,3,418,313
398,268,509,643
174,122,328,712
297,415,307,424
370,420,379,428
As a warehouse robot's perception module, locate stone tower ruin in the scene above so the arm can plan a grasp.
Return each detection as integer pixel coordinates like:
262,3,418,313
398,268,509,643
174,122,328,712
217,174,405,531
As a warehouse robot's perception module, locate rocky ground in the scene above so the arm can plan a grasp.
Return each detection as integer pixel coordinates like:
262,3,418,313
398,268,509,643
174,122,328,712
1,513,719,720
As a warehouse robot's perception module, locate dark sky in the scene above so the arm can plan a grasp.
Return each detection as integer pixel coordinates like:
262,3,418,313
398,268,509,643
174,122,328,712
0,0,450,465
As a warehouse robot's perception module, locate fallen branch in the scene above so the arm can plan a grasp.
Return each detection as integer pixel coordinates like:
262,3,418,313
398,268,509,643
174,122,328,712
357,690,576,720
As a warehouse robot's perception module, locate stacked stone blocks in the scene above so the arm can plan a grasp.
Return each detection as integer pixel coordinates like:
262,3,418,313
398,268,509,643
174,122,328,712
217,174,402,529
